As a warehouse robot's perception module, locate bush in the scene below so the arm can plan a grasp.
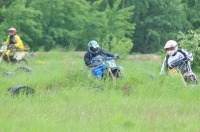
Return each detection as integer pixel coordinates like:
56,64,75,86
177,29,200,71
101,36,133,57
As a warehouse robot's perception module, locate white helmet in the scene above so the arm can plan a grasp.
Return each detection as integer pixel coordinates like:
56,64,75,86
88,40,100,53
164,40,178,56
8,27,17,35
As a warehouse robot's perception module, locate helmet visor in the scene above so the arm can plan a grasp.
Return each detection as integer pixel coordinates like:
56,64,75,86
8,30,14,33
90,47,98,52
165,47,175,51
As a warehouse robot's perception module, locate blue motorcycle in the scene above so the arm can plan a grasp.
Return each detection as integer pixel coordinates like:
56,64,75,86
90,56,123,80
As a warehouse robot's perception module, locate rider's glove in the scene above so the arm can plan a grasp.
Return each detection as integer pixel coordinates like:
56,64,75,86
114,54,121,59
8,44,15,49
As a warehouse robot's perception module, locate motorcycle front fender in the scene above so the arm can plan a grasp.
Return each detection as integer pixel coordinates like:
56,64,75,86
112,66,124,71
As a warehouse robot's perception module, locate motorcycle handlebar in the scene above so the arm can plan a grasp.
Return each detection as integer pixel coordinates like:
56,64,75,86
104,56,121,60
92,56,121,64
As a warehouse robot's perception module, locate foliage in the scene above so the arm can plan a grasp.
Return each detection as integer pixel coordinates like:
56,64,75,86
82,0,135,55
130,0,192,53
26,0,90,50
96,0,135,56
182,0,200,29
102,36,133,57
177,28,200,71
0,0,43,49
0,51,200,131
0,0,134,53
0,0,199,53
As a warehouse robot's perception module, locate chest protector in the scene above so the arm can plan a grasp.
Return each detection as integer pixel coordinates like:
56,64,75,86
166,50,187,69
9,35,16,44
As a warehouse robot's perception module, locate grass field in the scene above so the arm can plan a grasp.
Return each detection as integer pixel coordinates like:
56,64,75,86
0,51,200,132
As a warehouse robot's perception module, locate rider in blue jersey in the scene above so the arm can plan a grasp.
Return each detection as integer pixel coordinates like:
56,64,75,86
84,40,120,80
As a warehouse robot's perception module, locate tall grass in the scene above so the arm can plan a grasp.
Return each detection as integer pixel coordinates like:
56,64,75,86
0,51,199,132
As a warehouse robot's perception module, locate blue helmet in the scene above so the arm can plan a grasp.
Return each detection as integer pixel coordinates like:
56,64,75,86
88,40,100,53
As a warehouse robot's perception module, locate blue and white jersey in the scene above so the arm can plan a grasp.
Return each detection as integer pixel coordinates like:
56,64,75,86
84,48,115,67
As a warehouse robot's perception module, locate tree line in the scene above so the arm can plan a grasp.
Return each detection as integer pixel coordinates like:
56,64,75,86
0,0,199,54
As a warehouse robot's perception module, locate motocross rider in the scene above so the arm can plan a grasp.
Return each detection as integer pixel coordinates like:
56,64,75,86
160,40,198,84
1,27,25,60
84,40,120,80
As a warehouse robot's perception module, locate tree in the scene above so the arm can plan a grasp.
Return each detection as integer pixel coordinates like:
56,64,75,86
83,0,135,55
129,0,192,53
178,28,200,71
0,0,13,23
29,0,91,50
182,0,200,29
0,0,43,50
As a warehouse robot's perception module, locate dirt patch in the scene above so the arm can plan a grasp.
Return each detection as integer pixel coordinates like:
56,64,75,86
127,54,161,61
73,52,162,61
73,51,85,57
28,51,161,62
26,52,39,58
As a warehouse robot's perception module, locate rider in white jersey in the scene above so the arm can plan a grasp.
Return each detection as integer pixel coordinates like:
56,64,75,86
160,40,197,83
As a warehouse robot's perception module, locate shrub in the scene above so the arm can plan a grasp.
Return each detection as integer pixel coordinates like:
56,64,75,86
177,29,200,71
101,36,133,57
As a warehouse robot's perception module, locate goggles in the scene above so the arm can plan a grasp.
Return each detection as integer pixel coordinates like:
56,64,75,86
9,30,14,33
165,47,174,51
90,47,98,52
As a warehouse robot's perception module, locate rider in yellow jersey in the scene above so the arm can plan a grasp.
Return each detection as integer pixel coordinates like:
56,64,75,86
2,27,25,60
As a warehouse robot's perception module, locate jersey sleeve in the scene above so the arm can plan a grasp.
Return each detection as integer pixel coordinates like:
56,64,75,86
100,49,115,57
84,52,92,66
14,35,25,50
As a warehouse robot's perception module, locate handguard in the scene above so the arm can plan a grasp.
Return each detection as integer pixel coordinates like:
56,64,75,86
114,54,121,59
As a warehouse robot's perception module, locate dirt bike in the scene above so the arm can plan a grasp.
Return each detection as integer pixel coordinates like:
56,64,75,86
100,57,123,80
168,60,198,85
0,44,28,65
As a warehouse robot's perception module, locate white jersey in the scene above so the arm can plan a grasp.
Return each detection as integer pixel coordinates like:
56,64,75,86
160,49,193,75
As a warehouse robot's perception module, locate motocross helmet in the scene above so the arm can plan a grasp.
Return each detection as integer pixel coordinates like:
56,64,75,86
88,40,100,54
164,40,178,56
8,27,17,36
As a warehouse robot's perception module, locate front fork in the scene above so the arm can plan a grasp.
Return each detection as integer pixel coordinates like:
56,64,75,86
108,68,115,79
102,68,115,80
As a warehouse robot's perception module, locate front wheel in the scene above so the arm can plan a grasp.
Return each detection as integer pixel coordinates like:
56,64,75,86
113,70,123,79
102,68,115,80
